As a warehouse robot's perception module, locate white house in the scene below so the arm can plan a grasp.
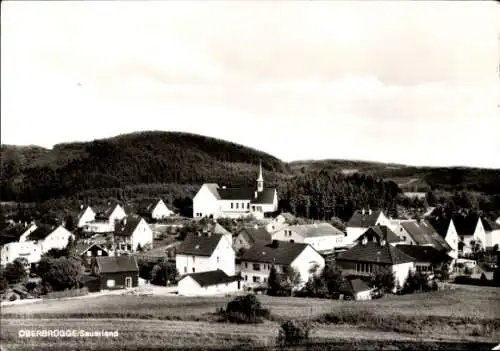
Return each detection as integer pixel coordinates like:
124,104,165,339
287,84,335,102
84,204,127,233
192,162,278,220
177,269,240,296
346,209,391,246
392,220,452,252
354,225,404,247
265,212,296,233
239,240,325,289
482,218,500,249
271,223,346,253
113,217,153,254
335,237,415,292
0,223,38,266
137,199,174,220
453,215,487,255
77,206,96,228
17,225,75,264
176,231,235,276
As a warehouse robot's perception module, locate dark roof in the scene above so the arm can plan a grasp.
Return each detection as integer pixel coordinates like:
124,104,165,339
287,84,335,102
96,255,138,273
340,278,372,294
240,241,309,265
183,269,239,287
217,187,276,204
240,227,272,244
176,232,224,257
278,212,296,222
429,217,452,238
396,245,450,264
114,217,143,237
251,189,276,204
27,225,58,241
482,218,500,231
0,224,33,245
347,210,383,228
452,214,480,236
357,225,403,244
400,220,451,251
289,223,344,238
336,241,415,265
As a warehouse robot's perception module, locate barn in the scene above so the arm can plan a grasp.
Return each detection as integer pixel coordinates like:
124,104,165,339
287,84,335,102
94,255,139,290
178,269,240,296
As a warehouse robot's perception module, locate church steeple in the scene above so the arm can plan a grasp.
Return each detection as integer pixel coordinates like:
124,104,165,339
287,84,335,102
257,161,264,192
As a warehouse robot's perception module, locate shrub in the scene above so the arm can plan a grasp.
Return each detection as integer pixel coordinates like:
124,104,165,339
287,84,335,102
277,320,311,346
9,294,18,301
217,294,271,324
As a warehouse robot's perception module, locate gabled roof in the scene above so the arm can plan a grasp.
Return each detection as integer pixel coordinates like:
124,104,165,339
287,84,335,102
401,220,451,251
137,199,162,215
239,227,272,244
240,241,309,265
251,189,276,205
94,204,123,220
77,206,94,220
279,212,296,222
288,223,344,238
183,269,239,287
452,214,480,236
357,225,403,244
96,255,138,273
176,232,225,257
347,210,383,228
75,241,108,256
114,217,143,237
429,217,452,238
396,245,450,264
0,223,34,245
340,278,372,294
204,183,221,200
482,218,500,231
336,241,415,265
26,225,58,241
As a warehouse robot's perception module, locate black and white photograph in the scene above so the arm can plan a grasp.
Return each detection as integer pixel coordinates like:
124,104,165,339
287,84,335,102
1,1,499,350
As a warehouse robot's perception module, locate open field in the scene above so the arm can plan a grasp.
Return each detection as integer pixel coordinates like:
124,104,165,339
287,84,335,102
2,285,499,350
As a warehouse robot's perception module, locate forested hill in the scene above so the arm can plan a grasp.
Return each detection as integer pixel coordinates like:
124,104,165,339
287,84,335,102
0,131,291,202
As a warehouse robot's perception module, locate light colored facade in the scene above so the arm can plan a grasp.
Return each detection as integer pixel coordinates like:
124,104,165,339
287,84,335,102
192,163,278,220
77,206,96,228
240,244,325,288
443,220,459,260
150,200,174,219
389,220,416,245
176,235,235,276
16,226,75,264
345,210,391,246
177,275,240,296
485,228,500,249
130,218,153,251
84,204,127,233
460,219,486,255
271,223,345,252
265,213,295,233
0,224,38,266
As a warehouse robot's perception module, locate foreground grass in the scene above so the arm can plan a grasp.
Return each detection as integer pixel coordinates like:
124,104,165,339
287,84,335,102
2,285,499,349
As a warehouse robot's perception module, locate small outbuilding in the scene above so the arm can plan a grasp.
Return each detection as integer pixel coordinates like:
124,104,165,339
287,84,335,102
93,255,139,290
177,269,240,296
339,278,373,301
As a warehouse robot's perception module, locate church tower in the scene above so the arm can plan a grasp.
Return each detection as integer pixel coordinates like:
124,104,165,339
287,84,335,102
257,161,264,192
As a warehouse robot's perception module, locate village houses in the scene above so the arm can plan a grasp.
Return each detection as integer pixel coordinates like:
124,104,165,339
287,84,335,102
335,232,415,292
83,203,127,233
428,217,460,262
265,212,296,233
483,218,500,249
92,255,139,290
452,214,487,256
271,222,346,253
75,240,109,267
77,206,96,228
345,209,391,246
233,226,272,253
396,245,451,274
0,222,38,266
137,199,174,220
239,240,325,289
113,216,153,254
192,162,278,220
176,230,235,276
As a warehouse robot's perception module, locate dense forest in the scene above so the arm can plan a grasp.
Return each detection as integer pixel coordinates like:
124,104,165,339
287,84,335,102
1,131,499,222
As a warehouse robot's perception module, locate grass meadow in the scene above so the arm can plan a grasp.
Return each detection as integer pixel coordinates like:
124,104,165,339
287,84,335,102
1,285,499,350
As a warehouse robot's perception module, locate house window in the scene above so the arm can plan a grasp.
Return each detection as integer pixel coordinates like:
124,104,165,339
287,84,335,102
253,263,261,271
192,268,195,273
253,276,260,283
244,275,248,281
247,203,250,209
231,203,234,209
87,251,92,257
244,262,248,268
241,203,244,209
184,267,187,273
290,240,294,243
239,239,243,244
97,250,102,256
252,206,256,211
192,256,195,262
217,256,219,263
106,279,115,288
236,203,239,209
264,277,267,283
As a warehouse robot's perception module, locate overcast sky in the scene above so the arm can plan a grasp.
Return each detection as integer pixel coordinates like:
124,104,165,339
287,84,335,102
2,1,499,168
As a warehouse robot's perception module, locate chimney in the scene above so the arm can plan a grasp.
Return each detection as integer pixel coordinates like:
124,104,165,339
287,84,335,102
271,239,279,248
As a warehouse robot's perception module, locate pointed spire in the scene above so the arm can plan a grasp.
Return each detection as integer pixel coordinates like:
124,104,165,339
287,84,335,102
257,161,263,182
